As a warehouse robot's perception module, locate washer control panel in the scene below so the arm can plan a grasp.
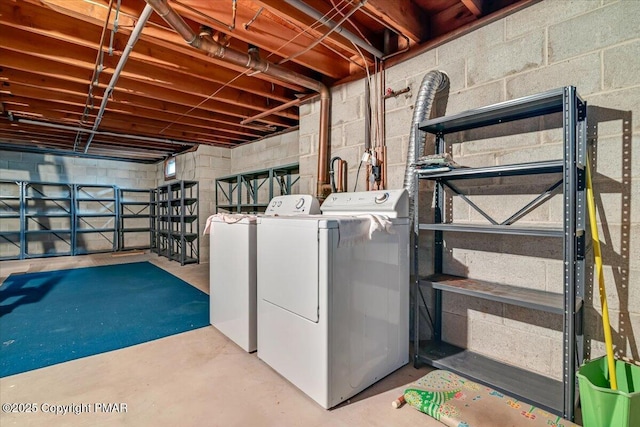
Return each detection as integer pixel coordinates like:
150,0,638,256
264,195,320,216
321,189,408,218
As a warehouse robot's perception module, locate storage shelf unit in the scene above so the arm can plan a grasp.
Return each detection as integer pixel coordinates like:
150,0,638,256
0,181,163,260
119,188,156,251
412,87,586,419
74,184,117,255
155,180,199,265
215,163,299,213
23,182,74,258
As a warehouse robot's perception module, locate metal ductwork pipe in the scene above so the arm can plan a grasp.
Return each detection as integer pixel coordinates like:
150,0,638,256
403,70,449,217
146,0,332,198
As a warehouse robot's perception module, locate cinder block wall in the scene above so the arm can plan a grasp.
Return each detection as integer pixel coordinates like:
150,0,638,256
156,145,231,262
300,0,639,380
230,130,301,203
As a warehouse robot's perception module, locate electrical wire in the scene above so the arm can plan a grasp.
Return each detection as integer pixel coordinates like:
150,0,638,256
353,158,364,192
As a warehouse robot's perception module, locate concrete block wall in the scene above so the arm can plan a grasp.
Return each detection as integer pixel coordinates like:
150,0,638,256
156,145,231,262
229,130,301,204
301,0,640,380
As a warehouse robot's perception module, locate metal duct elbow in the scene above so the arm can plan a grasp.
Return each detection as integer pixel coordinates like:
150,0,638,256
403,70,449,214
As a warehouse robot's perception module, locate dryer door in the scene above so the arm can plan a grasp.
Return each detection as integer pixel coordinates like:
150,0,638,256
258,221,319,323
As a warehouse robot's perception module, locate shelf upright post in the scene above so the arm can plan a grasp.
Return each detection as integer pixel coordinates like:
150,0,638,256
575,97,588,380
433,131,445,342
19,181,26,259
562,86,578,420
412,122,421,368
269,167,275,202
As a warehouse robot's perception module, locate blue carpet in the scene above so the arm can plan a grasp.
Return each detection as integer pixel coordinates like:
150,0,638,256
0,262,209,377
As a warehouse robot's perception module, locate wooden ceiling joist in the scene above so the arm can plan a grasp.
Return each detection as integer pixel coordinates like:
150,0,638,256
0,0,532,161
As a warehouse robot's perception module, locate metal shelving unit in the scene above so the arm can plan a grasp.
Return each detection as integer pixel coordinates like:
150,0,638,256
74,184,118,255
155,184,170,259
0,181,162,260
215,163,299,213
413,87,586,419
155,180,199,265
23,182,74,258
118,188,155,251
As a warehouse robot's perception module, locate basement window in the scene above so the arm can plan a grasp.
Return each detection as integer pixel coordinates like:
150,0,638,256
164,156,176,180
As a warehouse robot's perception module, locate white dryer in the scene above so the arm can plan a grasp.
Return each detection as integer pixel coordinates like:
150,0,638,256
256,189,409,408
208,195,319,352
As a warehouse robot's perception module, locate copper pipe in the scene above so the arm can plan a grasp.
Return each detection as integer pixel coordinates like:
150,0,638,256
366,163,370,191
341,159,347,192
146,0,332,198
381,145,387,189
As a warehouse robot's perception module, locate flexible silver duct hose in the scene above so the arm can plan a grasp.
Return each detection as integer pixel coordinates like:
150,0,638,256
403,70,449,217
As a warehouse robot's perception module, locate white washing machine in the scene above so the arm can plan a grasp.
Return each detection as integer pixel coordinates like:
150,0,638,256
209,195,319,352
256,189,409,408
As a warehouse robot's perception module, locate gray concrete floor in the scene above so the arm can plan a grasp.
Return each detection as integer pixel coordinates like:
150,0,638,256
0,252,441,427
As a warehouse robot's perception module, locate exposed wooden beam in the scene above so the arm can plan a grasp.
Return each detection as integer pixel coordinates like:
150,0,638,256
2,79,296,131
461,0,485,16
254,0,377,62
31,0,349,79
0,45,297,127
1,97,265,141
0,6,301,104
363,0,427,44
167,0,351,78
0,40,299,123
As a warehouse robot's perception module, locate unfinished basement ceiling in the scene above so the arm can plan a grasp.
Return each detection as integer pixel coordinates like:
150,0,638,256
0,0,534,163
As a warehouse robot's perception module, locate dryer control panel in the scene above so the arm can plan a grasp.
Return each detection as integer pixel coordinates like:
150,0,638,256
321,189,408,218
264,195,320,216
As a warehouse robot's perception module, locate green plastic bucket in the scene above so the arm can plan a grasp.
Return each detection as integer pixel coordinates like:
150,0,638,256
578,356,640,427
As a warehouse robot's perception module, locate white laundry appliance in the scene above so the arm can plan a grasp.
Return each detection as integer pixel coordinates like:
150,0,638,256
208,195,319,352
256,189,410,408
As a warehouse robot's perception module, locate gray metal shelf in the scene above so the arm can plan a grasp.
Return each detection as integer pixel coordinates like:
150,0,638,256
417,160,564,179
74,184,117,254
417,340,563,414
155,180,199,265
215,163,299,213
421,274,583,314
0,181,163,259
118,188,155,251
413,86,586,420
418,87,572,135
418,223,563,237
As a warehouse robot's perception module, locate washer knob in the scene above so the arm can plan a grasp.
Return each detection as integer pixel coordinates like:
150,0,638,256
375,192,389,204
295,197,305,209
